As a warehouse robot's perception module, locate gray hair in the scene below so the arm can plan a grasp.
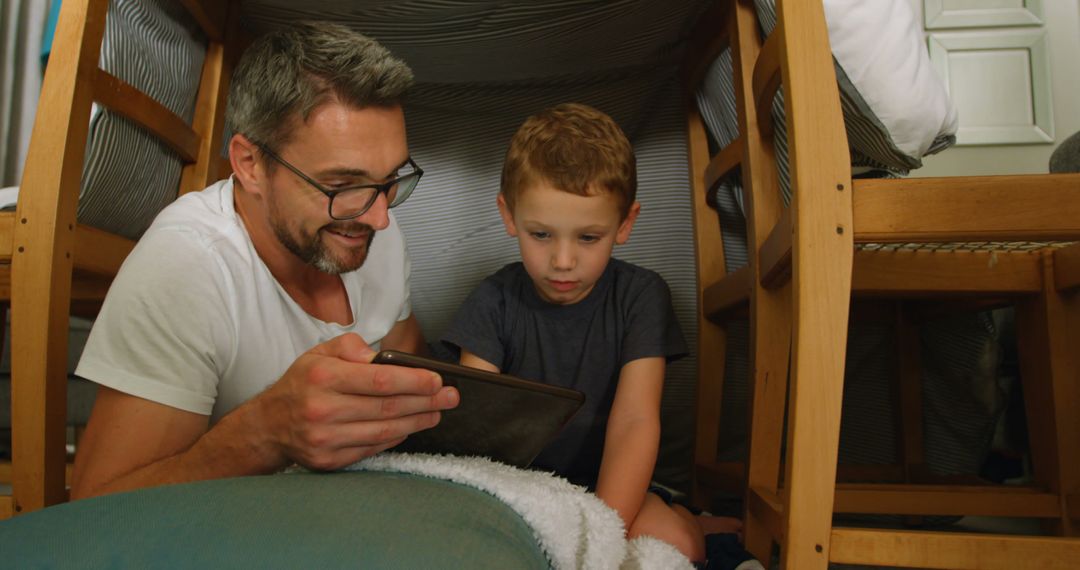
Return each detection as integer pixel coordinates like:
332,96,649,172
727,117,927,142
225,21,414,152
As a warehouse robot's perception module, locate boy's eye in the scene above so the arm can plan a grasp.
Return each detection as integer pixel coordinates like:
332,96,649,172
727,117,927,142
579,234,601,243
529,231,550,240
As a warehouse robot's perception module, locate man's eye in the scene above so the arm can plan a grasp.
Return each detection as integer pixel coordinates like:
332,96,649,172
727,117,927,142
326,177,376,189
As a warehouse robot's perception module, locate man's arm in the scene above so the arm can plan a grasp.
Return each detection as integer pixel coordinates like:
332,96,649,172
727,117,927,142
594,357,665,531
71,333,459,500
379,313,427,355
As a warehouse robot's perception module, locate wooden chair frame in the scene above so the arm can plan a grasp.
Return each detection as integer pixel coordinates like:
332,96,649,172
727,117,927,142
1,0,239,518
684,0,1080,568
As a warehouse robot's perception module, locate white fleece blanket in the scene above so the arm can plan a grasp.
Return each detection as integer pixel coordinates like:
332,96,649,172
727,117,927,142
346,453,693,570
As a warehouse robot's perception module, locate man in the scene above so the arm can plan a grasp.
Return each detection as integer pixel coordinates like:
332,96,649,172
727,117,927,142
70,22,459,499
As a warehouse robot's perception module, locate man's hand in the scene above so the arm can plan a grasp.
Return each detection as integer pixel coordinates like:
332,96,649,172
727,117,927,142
252,332,459,471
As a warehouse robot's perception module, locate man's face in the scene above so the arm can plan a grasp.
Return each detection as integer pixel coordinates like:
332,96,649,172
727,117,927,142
499,183,636,305
264,103,409,274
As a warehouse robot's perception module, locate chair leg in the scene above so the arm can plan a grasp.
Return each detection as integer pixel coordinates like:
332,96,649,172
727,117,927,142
896,304,926,477
1014,253,1080,536
743,281,793,565
693,318,728,510
779,293,849,569
0,305,7,355
895,303,926,526
777,191,851,565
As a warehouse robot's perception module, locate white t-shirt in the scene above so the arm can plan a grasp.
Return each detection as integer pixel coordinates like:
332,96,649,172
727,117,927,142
76,177,412,423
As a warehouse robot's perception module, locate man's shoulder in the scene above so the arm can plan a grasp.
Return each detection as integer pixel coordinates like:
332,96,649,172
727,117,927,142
141,179,247,254
154,177,230,221
112,179,254,292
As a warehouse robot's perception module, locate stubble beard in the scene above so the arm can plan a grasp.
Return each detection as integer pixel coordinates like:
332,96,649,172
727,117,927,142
272,217,376,275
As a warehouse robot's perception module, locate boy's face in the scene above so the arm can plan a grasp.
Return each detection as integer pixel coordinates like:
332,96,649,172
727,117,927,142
498,182,639,305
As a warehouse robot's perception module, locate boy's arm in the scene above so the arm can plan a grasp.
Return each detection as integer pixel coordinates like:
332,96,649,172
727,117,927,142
380,313,428,356
595,356,665,531
460,348,501,373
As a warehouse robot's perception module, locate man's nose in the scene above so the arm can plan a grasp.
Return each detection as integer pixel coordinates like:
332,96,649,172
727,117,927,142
358,191,391,231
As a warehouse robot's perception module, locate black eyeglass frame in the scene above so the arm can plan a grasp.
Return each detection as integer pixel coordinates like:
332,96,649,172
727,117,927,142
256,143,423,220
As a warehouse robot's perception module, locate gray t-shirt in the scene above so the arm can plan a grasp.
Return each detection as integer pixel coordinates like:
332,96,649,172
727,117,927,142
443,258,687,487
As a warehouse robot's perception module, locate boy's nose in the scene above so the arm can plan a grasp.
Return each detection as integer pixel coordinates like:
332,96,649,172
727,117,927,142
551,242,576,271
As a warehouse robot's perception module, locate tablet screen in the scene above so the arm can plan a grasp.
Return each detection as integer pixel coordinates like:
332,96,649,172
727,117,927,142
373,350,585,468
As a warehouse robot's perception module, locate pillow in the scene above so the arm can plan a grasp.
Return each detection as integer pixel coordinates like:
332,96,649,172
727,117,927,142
78,0,206,240
755,0,959,170
0,471,549,569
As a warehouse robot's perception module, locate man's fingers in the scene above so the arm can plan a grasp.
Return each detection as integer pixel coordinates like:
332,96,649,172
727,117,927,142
307,388,458,426
314,358,447,398
322,411,442,451
310,332,376,363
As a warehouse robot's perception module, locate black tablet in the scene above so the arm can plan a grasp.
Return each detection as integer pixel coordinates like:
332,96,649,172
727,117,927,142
372,350,585,468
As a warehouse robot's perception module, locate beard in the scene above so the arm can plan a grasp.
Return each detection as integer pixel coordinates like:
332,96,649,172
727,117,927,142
272,217,376,275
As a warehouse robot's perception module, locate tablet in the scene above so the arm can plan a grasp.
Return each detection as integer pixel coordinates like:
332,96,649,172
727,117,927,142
372,350,585,468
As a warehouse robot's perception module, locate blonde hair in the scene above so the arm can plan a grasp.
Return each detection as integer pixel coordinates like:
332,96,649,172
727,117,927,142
501,103,636,218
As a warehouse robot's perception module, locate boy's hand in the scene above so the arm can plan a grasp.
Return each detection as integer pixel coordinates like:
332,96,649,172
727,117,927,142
253,333,460,471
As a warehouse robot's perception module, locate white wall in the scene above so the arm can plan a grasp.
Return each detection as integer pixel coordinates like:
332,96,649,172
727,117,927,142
910,0,1080,177
0,1,52,187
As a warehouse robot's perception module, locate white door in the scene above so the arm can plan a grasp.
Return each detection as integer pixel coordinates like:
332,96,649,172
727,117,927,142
910,0,1080,176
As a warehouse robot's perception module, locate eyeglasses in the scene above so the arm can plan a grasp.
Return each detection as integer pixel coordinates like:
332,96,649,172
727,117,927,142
256,143,423,220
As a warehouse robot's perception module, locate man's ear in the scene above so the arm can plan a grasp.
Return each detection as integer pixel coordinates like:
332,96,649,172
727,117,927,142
496,194,519,237
228,133,266,195
615,201,641,245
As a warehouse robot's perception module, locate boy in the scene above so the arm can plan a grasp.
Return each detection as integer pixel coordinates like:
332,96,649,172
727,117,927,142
443,103,743,564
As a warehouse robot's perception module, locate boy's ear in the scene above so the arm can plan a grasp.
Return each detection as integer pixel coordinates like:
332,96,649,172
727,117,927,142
496,194,519,237
229,133,266,196
615,201,641,245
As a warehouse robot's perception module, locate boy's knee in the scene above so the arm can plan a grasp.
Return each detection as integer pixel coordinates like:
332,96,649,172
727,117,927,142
671,510,706,561
628,496,705,562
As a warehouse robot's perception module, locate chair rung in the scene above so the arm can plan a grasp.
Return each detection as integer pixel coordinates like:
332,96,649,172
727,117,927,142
851,249,1042,295
833,484,1061,518
759,208,791,288
748,486,784,541
93,69,200,163
829,528,1080,569
702,265,751,321
753,236,1043,295
73,224,135,277
705,138,742,191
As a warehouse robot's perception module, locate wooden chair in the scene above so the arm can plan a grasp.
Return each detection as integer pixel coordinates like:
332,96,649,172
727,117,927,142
683,0,1080,567
1,0,238,518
